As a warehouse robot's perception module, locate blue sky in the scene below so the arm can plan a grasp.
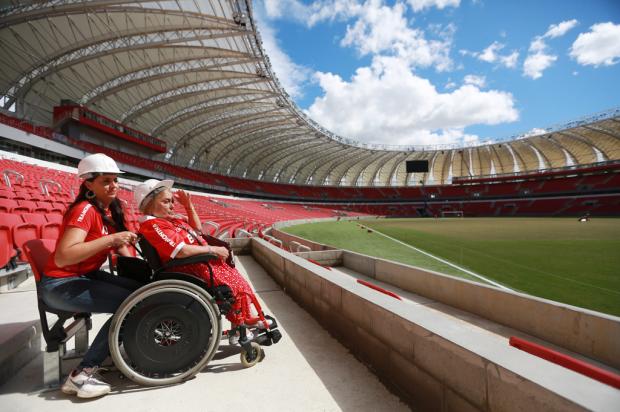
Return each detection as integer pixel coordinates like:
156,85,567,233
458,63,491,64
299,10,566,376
254,0,620,148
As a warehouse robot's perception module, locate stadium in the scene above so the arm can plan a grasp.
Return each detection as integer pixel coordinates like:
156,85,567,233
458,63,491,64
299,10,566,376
0,1,619,411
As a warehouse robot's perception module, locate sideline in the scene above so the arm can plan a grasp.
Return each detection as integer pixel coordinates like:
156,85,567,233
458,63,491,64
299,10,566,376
359,224,514,291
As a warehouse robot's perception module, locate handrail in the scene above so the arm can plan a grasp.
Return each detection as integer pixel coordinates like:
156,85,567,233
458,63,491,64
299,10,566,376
235,229,252,238
2,169,24,188
297,244,311,253
289,240,301,252
201,221,220,237
39,179,61,196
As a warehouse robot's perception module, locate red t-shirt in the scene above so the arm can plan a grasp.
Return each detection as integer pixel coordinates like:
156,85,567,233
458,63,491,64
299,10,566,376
44,201,116,278
138,216,203,264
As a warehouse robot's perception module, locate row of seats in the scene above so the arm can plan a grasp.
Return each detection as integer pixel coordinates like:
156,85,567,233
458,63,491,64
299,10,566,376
3,112,619,202
0,155,363,269
0,198,67,213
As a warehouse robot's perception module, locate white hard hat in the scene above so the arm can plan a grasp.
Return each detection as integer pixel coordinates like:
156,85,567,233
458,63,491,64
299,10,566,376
77,153,124,179
134,179,174,212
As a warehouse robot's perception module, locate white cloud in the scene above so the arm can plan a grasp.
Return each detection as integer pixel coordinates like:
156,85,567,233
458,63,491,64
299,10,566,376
521,128,547,138
478,41,503,63
263,0,363,26
463,41,519,68
463,74,486,88
262,0,455,72
407,0,460,12
307,56,518,146
340,1,454,71
499,50,519,68
255,7,311,98
523,49,557,79
544,19,578,38
522,19,578,79
570,22,620,67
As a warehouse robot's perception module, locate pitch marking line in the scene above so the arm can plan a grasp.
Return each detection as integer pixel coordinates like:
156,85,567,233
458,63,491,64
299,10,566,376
360,224,514,292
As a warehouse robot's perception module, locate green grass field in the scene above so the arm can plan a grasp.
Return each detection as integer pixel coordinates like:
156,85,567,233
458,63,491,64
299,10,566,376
282,218,620,316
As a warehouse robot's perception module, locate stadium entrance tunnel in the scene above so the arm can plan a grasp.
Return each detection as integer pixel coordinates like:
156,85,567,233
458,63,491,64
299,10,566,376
234,234,620,411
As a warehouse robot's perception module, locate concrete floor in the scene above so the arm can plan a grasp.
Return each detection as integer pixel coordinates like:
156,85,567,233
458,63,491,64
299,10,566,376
0,256,408,412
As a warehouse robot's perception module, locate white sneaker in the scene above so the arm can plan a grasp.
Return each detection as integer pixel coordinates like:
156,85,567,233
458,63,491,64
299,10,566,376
254,318,274,330
61,367,111,398
228,329,253,345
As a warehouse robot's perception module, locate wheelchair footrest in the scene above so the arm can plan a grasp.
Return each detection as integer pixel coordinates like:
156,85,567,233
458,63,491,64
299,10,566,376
254,328,282,346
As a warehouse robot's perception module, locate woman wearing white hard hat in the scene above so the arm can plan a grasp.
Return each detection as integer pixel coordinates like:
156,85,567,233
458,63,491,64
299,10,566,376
40,153,141,399
135,179,275,344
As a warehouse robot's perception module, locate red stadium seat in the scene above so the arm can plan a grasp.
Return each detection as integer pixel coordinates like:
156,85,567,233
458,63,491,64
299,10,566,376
0,212,39,261
22,238,56,282
14,199,37,212
41,222,61,240
0,224,15,269
20,213,47,227
0,198,19,213
35,201,53,213
45,214,63,224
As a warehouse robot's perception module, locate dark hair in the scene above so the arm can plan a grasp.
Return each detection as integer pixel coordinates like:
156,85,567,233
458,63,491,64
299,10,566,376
65,175,128,232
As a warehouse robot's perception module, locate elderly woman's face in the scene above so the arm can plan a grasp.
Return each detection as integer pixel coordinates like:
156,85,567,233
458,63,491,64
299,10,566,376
147,189,175,218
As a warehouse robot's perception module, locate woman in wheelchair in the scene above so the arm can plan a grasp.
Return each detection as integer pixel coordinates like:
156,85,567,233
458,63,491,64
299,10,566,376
40,154,141,398
134,179,278,347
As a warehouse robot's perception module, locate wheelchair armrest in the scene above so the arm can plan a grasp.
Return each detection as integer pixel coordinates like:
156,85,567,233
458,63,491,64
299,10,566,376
158,253,218,272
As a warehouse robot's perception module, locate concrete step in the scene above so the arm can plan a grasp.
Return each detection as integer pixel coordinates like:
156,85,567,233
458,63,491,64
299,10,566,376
0,276,41,386
0,264,32,292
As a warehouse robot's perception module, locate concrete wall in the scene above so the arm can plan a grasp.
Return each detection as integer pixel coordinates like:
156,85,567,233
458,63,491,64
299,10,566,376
251,238,620,412
271,228,337,252
275,233,620,371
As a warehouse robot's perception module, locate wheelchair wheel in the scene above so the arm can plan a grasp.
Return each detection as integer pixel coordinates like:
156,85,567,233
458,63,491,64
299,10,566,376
240,342,264,368
109,280,221,386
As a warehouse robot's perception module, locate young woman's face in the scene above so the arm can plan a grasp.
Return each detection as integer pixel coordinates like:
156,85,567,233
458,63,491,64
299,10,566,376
147,189,175,218
85,174,119,206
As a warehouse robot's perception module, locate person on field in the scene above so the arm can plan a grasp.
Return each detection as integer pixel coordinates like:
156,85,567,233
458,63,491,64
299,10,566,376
40,153,141,398
135,179,273,343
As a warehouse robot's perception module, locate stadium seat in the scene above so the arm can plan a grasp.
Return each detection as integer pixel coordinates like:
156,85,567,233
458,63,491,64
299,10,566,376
20,213,47,227
0,224,15,269
35,202,53,213
22,239,92,386
0,198,18,212
41,223,61,240
0,212,35,262
14,199,37,212
45,214,63,224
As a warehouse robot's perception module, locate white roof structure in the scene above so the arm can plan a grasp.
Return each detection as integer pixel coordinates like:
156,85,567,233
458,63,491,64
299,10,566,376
1,0,619,187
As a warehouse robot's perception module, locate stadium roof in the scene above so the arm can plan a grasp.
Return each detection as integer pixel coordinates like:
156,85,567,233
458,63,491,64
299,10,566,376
1,0,619,186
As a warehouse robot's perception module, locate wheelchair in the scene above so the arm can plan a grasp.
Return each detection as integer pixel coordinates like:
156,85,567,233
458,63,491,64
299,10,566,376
108,237,282,386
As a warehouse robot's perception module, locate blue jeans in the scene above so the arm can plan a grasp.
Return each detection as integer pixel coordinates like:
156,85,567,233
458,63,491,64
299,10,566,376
39,271,141,369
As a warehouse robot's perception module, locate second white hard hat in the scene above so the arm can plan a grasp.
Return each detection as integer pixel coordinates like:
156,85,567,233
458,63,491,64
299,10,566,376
77,153,124,179
134,179,174,212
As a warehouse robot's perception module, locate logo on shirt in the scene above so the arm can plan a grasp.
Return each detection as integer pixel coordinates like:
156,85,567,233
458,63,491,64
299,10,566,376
152,223,176,248
77,204,92,222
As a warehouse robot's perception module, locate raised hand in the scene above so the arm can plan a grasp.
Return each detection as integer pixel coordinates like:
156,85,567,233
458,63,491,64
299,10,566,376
174,189,192,209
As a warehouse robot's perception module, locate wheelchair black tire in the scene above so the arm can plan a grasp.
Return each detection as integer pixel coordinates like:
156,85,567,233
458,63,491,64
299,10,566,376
109,280,221,386
240,342,264,368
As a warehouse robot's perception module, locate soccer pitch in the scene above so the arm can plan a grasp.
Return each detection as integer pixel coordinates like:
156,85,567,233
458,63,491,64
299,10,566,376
282,218,620,317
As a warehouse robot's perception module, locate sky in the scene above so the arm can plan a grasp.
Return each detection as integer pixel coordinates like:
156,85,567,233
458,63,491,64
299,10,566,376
254,0,620,148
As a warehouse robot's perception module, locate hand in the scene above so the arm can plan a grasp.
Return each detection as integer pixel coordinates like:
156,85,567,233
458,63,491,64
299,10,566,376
210,246,229,260
110,231,138,248
174,190,192,210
